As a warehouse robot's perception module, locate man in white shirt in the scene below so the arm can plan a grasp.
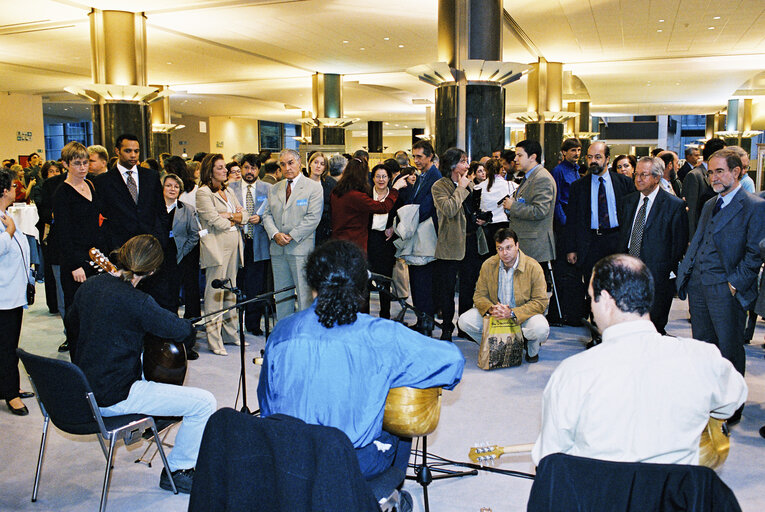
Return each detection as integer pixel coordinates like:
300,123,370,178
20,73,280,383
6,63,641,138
532,254,747,466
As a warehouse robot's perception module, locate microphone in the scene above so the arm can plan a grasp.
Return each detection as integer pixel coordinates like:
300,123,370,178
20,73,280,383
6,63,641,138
211,278,231,289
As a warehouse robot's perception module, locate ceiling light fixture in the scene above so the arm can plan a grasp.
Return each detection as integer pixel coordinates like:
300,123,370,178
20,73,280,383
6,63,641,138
360,47,365,50
659,19,664,22
708,26,715,30
657,29,662,32
342,40,349,44
713,16,721,20
398,44,404,48
384,37,389,40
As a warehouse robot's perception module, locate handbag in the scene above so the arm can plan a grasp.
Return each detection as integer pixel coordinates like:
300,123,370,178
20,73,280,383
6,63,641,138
14,236,35,305
477,316,523,370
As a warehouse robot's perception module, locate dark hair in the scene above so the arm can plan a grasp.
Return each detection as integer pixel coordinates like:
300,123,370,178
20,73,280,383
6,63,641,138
352,149,369,161
142,158,160,171
164,156,195,192
501,150,515,163
199,153,226,191
241,153,261,168
650,148,664,157
709,148,743,175
333,158,370,197
591,254,654,316
226,161,240,173
0,168,12,195
192,152,207,163
612,154,637,173
494,227,518,244
685,147,698,158
561,138,582,152
382,158,400,177
657,152,674,170
439,147,466,178
412,140,435,158
484,158,503,192
28,152,39,160
702,138,726,162
115,133,139,150
306,240,368,328
516,140,542,164
371,163,392,185
41,160,62,179
263,162,279,175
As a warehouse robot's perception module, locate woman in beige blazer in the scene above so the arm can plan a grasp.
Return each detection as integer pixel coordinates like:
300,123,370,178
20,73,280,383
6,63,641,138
196,153,249,355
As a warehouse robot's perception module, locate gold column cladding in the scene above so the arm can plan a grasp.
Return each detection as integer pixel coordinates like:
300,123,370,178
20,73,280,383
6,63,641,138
89,9,147,87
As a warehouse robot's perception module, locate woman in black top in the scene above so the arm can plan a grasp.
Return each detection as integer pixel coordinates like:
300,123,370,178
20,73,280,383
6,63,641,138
52,142,103,312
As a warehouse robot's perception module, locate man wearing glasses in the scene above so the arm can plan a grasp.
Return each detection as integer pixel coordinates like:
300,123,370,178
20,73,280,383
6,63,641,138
677,147,765,425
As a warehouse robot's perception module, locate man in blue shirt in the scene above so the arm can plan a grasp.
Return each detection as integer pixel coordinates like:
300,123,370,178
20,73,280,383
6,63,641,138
258,240,464,478
549,138,584,325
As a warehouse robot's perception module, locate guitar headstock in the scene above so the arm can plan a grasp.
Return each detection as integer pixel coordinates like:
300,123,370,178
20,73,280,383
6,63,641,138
89,247,119,276
468,444,504,464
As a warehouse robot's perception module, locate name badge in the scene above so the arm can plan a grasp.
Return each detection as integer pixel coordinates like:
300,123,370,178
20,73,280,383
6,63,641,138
296,199,308,206
169,230,174,238
257,196,267,202
199,229,208,238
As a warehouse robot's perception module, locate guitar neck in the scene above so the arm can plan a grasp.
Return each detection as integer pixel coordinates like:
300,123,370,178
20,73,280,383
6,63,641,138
499,443,535,455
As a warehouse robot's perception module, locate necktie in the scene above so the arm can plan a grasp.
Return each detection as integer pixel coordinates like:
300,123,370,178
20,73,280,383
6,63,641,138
245,185,255,238
713,197,723,216
285,179,293,203
598,177,610,229
628,196,649,257
125,170,138,204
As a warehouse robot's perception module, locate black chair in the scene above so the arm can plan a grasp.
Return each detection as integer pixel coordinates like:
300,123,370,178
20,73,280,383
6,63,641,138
16,349,178,512
528,452,742,512
189,408,406,512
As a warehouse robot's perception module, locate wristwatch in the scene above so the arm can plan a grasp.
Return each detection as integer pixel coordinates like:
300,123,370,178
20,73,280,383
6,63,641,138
509,310,517,322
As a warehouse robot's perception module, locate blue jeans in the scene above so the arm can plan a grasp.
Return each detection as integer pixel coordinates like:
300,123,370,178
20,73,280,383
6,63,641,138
100,380,217,471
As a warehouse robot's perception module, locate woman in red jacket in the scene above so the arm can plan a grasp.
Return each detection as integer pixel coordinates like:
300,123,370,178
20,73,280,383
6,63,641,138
330,157,406,253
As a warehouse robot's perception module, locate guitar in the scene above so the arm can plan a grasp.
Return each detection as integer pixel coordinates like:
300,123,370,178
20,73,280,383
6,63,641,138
383,387,443,438
468,418,730,470
88,247,188,386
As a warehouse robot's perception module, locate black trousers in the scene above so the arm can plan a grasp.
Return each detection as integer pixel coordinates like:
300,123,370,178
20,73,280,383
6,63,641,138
41,241,58,314
548,225,585,325
236,239,268,332
579,230,620,322
0,307,23,400
650,277,676,335
409,261,435,321
179,244,202,319
436,233,482,332
484,221,509,257
367,229,396,319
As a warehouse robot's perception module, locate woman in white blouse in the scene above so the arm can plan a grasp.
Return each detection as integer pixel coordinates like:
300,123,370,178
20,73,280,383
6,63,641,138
474,158,518,256
196,154,249,355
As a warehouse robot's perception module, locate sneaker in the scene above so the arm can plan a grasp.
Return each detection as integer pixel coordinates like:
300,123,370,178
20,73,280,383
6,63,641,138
159,467,194,494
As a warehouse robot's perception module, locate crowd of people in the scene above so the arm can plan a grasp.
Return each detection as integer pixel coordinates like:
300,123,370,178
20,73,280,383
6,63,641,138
2,132,763,504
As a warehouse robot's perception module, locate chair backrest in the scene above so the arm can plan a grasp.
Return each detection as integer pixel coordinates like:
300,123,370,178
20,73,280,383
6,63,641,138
527,453,742,512
17,349,101,435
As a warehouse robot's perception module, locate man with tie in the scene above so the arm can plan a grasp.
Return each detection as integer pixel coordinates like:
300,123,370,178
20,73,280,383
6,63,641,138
565,141,636,325
677,146,701,182
93,134,171,308
262,149,323,321
618,157,688,335
677,148,765,425
234,153,271,334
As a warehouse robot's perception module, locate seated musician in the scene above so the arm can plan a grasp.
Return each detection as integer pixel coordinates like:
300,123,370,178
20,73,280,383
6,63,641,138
532,254,747,466
257,239,464,480
457,228,549,362
67,234,216,494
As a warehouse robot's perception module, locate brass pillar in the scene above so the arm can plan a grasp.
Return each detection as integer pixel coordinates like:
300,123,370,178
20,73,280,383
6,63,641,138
151,86,172,157
89,9,152,154
310,73,345,146
524,58,567,171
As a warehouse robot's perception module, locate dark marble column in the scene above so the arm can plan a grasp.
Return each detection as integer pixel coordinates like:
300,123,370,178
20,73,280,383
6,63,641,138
152,133,171,159
412,128,425,146
436,84,502,160
368,121,383,153
525,122,565,172
93,102,151,156
310,127,345,146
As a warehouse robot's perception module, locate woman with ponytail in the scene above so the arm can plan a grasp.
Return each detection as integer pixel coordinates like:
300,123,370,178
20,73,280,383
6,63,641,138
66,234,216,494
257,239,465,480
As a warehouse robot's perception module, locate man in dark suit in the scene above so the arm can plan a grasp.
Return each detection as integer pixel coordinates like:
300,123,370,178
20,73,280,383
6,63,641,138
677,146,701,183
565,141,636,321
682,138,725,237
93,134,171,307
677,147,765,425
618,157,688,335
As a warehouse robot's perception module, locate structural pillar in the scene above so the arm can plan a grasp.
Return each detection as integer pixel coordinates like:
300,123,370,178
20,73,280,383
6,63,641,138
524,58,568,171
311,73,345,146
150,85,172,157
368,121,383,153
89,9,152,155
705,112,726,141
434,0,504,159
722,98,753,152
567,101,592,166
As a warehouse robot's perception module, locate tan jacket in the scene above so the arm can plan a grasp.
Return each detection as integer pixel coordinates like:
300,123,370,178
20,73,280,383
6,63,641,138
506,165,557,263
196,185,249,269
473,251,548,324
432,177,471,260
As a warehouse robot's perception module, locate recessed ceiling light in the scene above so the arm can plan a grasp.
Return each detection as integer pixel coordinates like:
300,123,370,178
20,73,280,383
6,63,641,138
708,26,715,30
657,29,662,33
658,19,664,22
383,37,389,41
342,40,349,44
394,124,399,127
384,122,389,125
360,47,365,50
675,82,681,85
713,16,721,20
398,44,404,48
166,62,172,65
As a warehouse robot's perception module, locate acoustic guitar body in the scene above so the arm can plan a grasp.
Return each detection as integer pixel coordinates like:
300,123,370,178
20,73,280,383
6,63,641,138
698,417,729,470
143,333,187,386
383,387,442,437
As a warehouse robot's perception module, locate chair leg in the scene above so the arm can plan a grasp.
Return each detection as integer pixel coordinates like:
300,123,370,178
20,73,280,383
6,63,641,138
151,423,178,494
135,424,176,467
96,433,109,462
32,417,50,502
99,436,117,512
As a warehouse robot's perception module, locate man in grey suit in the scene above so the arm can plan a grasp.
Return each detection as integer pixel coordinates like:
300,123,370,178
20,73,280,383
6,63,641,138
502,139,556,265
262,149,323,320
677,147,765,425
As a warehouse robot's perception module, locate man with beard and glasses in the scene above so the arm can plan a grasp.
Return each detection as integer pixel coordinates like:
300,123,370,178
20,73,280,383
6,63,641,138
232,153,272,335
564,141,635,330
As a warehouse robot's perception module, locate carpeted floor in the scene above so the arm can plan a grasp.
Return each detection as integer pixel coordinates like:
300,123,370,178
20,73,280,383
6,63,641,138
2,285,765,512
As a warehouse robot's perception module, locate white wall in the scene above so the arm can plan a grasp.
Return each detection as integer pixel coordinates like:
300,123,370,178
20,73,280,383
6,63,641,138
208,116,259,159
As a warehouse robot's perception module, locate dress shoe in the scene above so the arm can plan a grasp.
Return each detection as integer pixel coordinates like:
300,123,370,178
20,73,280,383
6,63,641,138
212,349,228,356
525,353,539,363
6,399,29,416
759,425,765,439
439,329,453,342
18,391,35,399
457,328,477,343
57,341,69,352
727,410,742,427
159,467,195,494
186,349,200,361
248,327,263,336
